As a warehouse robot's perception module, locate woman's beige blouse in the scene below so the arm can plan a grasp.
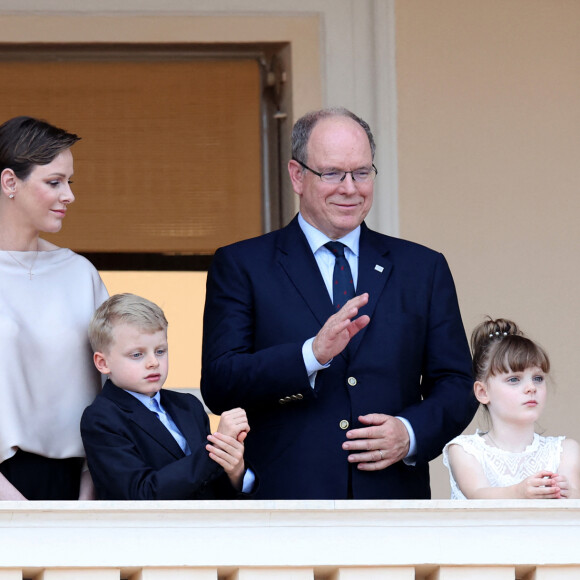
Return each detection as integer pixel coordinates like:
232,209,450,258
0,248,108,463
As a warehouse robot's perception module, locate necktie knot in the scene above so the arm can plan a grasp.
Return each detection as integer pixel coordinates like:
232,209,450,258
325,241,346,258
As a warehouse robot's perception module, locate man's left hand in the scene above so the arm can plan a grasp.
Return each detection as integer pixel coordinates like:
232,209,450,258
342,414,410,470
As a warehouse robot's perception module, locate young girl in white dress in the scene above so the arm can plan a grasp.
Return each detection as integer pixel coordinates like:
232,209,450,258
443,318,580,499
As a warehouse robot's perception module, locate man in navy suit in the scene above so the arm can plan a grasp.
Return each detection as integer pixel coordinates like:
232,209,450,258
81,293,255,500
201,107,477,499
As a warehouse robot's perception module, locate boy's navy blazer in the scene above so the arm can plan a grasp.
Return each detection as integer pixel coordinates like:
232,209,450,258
81,380,241,500
201,216,476,499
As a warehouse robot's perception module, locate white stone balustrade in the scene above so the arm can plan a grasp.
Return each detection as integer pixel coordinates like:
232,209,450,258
1,500,579,579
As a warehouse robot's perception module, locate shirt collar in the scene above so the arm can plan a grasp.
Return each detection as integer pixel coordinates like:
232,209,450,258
298,212,360,257
124,388,161,408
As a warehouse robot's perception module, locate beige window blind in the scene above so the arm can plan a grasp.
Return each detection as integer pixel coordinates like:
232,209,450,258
0,58,262,255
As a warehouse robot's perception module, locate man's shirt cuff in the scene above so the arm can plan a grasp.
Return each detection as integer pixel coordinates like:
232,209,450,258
303,337,331,389
396,416,417,465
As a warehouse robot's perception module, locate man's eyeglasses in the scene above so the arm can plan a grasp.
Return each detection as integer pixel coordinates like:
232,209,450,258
293,158,378,184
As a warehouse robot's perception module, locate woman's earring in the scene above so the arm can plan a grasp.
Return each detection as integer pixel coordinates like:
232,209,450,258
8,194,14,199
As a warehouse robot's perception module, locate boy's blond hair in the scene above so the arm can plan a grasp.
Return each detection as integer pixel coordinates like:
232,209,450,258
89,293,168,353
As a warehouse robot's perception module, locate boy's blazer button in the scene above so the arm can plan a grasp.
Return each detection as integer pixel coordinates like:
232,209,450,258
347,377,357,387
339,420,350,430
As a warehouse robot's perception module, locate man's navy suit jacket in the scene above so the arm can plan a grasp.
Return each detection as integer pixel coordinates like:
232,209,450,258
201,216,477,499
81,380,239,500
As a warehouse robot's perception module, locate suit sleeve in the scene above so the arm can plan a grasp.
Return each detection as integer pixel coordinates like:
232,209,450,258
80,401,235,500
201,245,314,414
398,253,477,463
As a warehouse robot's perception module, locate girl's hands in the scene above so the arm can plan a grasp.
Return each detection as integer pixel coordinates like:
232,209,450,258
516,471,562,499
550,474,569,498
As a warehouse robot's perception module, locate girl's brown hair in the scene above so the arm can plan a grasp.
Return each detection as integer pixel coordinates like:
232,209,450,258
471,317,550,383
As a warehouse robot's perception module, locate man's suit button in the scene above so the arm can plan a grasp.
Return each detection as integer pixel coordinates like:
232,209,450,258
339,420,350,430
347,377,357,387
296,393,304,400
279,398,286,405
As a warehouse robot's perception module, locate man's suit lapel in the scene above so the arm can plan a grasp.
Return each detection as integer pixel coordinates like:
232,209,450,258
276,217,335,327
347,223,393,358
101,381,184,459
275,217,394,362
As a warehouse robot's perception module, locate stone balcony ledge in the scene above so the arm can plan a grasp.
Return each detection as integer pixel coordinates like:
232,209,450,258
1,500,579,579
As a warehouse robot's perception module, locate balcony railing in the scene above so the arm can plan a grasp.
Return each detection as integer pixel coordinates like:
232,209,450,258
1,500,579,579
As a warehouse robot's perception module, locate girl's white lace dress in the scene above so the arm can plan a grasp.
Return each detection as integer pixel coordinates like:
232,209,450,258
442,431,564,499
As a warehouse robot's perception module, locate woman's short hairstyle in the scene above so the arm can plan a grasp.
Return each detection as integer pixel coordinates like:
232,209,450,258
291,107,376,164
471,317,550,384
0,116,80,180
89,293,168,354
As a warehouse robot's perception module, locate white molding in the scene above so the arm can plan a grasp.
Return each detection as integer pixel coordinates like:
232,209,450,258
1,501,580,569
0,0,399,235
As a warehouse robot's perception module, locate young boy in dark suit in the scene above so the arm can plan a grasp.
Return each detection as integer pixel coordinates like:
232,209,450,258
81,293,255,500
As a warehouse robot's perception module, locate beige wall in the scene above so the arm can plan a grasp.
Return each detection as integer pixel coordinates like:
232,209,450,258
100,272,207,391
396,0,580,496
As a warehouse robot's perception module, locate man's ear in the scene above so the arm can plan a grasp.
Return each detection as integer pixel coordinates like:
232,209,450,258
287,159,305,195
474,380,489,405
93,352,110,375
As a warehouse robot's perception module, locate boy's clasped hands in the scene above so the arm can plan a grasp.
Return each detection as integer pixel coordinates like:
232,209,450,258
206,408,250,490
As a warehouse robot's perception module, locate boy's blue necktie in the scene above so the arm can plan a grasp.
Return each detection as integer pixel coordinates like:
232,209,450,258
149,397,191,456
325,241,355,310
